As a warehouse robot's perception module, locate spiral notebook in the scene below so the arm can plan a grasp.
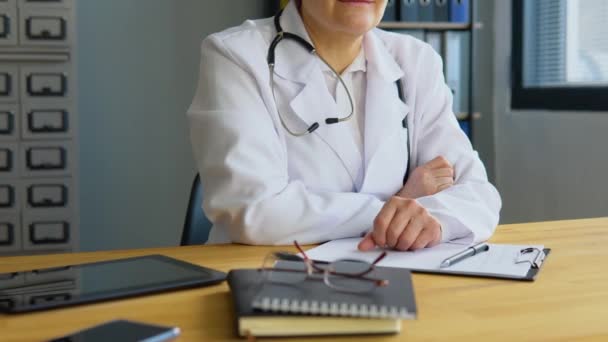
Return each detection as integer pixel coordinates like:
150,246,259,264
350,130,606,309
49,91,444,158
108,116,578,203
228,265,416,337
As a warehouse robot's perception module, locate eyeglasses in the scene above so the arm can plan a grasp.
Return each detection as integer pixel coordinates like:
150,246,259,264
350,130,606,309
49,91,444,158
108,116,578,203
258,241,389,293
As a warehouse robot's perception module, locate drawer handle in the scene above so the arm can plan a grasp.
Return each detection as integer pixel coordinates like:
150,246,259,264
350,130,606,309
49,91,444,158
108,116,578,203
27,110,68,133
0,223,14,246
25,17,67,41
0,111,15,134
0,149,13,172
25,148,67,170
0,186,15,208
26,74,67,97
0,14,10,39
29,222,70,244
27,185,68,208
0,73,12,97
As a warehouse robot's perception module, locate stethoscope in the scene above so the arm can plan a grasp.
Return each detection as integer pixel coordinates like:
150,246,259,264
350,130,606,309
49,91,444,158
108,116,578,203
267,9,411,181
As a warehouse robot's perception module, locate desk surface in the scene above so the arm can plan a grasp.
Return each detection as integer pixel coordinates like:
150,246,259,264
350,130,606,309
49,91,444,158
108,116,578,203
1,218,607,342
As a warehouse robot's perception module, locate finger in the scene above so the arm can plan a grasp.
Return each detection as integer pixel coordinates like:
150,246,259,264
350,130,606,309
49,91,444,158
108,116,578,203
435,177,454,187
423,156,452,170
358,232,376,251
372,200,399,247
437,183,452,192
432,167,455,178
409,228,435,250
385,209,413,249
395,212,425,251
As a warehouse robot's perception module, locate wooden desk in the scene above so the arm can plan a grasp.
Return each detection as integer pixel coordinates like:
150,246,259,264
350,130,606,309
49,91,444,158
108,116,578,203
1,218,607,342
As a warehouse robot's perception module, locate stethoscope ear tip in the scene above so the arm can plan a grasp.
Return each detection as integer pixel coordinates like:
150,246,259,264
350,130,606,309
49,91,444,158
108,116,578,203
308,123,320,133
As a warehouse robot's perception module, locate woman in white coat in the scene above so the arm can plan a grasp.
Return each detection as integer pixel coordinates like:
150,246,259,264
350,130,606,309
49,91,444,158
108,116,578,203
187,0,501,251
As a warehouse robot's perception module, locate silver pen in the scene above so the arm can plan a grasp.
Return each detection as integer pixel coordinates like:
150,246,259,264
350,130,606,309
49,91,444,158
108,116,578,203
440,243,490,268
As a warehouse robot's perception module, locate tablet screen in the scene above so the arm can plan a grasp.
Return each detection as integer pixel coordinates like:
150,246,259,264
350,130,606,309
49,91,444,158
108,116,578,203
0,255,226,313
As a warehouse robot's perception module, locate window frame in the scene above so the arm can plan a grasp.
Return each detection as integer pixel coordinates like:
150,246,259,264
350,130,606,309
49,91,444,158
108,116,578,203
511,0,608,111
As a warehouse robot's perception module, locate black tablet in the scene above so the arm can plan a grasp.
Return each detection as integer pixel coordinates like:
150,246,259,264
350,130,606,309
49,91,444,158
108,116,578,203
0,255,226,314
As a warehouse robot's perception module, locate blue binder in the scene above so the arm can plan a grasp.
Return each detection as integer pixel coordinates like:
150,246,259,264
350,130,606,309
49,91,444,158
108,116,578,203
458,119,471,138
382,0,398,22
418,0,434,22
449,0,469,23
434,0,449,22
401,0,419,22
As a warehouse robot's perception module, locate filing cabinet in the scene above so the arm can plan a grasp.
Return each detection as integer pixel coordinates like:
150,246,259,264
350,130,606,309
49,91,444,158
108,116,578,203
0,104,19,140
0,0,77,255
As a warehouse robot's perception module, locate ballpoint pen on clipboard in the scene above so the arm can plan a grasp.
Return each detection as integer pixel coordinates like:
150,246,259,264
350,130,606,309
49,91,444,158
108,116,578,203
440,243,490,268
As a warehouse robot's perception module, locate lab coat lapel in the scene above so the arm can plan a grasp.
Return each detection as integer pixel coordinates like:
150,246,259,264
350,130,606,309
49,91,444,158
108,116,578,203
289,70,363,185
360,31,410,193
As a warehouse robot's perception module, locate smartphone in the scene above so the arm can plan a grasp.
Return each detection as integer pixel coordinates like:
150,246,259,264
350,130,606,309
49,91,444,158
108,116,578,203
48,319,180,342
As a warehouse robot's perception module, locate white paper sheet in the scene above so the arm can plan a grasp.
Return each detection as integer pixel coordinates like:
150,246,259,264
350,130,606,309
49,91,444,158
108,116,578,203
304,238,545,279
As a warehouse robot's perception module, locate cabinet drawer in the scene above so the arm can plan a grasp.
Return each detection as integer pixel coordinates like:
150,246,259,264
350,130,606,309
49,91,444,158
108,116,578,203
19,8,70,47
19,0,71,8
23,213,72,251
22,103,71,139
21,142,72,177
0,214,20,252
0,104,18,140
0,6,17,46
0,183,17,210
0,143,17,177
0,66,18,103
20,65,70,101
23,178,71,210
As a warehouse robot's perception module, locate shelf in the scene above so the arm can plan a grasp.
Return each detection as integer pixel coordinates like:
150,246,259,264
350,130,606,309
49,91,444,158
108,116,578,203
378,22,482,31
456,112,482,120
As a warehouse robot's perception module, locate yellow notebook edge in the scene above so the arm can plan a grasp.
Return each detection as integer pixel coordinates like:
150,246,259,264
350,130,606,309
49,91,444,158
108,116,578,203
239,316,401,337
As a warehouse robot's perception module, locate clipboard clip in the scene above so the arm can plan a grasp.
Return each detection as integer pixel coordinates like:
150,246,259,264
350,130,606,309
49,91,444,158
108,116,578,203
515,247,545,269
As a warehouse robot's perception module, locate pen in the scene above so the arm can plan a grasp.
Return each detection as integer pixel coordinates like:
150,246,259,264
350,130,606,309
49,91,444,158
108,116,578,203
440,243,490,268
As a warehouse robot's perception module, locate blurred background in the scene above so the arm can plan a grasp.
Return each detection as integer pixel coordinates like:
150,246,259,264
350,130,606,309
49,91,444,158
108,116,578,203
0,0,606,254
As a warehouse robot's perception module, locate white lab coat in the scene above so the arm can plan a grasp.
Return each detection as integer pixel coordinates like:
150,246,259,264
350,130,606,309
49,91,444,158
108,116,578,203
187,2,501,245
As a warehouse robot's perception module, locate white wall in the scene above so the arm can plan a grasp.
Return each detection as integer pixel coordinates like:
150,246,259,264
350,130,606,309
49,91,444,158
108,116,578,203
493,1,608,223
77,0,268,251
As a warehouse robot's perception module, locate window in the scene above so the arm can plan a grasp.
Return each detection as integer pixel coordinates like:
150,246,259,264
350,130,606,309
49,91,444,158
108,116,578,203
512,0,608,111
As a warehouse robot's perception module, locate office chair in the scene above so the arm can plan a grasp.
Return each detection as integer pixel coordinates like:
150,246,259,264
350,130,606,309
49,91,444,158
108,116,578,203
181,174,214,245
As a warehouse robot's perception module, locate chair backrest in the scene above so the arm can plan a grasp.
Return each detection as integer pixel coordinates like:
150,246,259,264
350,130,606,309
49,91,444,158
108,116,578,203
181,174,213,245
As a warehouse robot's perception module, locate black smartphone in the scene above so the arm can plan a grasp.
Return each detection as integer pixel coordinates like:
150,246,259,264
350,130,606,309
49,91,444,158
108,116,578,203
48,319,180,342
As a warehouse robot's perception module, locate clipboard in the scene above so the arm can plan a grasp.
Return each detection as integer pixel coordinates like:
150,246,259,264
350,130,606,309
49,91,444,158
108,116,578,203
410,248,551,281
304,239,552,282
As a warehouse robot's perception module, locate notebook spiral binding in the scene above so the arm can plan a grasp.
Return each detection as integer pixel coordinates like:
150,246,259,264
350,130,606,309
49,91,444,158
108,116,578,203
252,297,412,319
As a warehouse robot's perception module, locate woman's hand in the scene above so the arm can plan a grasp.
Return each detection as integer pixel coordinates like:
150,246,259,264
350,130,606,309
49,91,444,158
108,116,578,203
397,156,454,199
358,196,442,251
